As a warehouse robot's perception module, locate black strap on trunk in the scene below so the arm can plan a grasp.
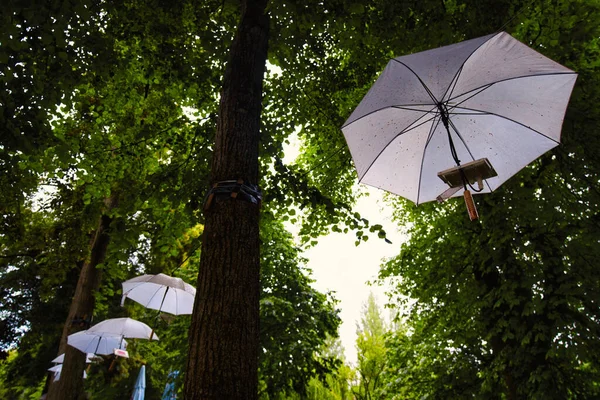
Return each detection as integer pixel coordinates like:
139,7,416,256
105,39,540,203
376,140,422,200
203,179,262,211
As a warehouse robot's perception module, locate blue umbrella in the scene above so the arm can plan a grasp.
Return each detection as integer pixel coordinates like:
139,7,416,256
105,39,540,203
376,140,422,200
131,365,146,400
161,370,179,400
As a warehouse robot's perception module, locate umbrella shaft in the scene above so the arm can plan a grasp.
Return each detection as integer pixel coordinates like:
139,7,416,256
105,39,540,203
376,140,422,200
437,102,463,168
437,102,450,129
158,286,169,313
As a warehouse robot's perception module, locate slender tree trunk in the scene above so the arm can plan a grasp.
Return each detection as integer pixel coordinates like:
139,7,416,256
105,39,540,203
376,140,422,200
46,195,118,400
184,1,269,398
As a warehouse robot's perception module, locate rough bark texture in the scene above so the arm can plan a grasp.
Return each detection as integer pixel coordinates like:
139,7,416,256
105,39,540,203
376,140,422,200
46,195,118,400
184,0,269,398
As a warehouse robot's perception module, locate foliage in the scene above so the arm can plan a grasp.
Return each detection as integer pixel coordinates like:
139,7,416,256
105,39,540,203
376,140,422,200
352,293,388,400
259,212,342,398
277,336,354,400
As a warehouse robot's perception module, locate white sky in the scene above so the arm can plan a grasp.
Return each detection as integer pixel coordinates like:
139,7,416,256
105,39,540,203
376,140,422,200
283,134,403,365
301,189,401,365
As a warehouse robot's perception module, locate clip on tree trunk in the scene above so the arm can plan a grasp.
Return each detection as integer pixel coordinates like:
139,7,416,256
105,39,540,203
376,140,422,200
203,179,262,211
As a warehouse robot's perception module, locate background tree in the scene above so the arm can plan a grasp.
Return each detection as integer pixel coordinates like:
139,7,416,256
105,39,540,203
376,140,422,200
353,293,388,400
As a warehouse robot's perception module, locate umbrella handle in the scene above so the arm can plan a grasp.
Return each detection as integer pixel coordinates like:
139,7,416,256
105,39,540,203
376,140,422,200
109,358,117,372
464,190,478,221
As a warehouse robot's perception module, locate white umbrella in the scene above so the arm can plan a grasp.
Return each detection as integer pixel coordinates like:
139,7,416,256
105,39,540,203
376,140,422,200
87,317,159,340
48,364,63,373
121,273,196,316
51,352,96,364
342,31,577,213
67,331,128,355
48,364,87,381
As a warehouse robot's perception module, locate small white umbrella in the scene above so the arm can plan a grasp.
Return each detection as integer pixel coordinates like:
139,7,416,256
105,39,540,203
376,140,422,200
51,352,96,364
48,364,63,373
67,331,128,355
121,273,196,316
48,364,87,381
342,31,577,215
87,317,159,340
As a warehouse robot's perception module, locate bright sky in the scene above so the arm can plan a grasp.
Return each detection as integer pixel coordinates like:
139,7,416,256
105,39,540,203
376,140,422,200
302,189,401,365
283,134,403,365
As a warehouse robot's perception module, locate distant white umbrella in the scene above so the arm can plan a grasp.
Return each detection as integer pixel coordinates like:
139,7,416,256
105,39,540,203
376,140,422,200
47,364,62,373
48,364,87,381
67,331,128,355
121,273,196,316
51,352,96,364
87,317,159,340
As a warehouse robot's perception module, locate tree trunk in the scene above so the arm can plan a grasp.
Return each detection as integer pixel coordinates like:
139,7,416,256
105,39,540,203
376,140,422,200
46,195,118,400
184,1,269,398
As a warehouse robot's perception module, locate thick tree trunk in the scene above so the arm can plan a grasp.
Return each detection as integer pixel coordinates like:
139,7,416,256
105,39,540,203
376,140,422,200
46,195,118,400
184,1,269,399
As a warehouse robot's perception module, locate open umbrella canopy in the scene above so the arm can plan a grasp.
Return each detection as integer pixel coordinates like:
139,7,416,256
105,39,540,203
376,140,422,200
51,352,96,364
342,31,577,205
47,364,63,373
67,331,128,355
48,364,87,381
88,317,159,340
121,273,196,316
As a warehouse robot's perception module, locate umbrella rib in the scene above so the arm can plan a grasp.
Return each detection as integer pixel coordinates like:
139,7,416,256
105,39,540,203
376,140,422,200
358,114,437,182
391,59,440,104
354,106,437,181
341,105,431,129
123,280,152,297
447,111,490,116
449,105,561,144
443,65,467,103
446,84,494,111
444,71,576,145
416,115,444,205
391,110,438,136
446,72,577,105
147,285,166,310
440,32,499,102
391,105,439,113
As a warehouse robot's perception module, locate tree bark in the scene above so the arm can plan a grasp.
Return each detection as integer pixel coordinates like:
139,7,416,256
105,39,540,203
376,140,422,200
184,1,269,398
46,195,118,400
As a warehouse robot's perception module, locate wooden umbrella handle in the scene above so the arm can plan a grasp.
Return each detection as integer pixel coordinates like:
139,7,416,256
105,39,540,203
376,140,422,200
464,190,479,221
